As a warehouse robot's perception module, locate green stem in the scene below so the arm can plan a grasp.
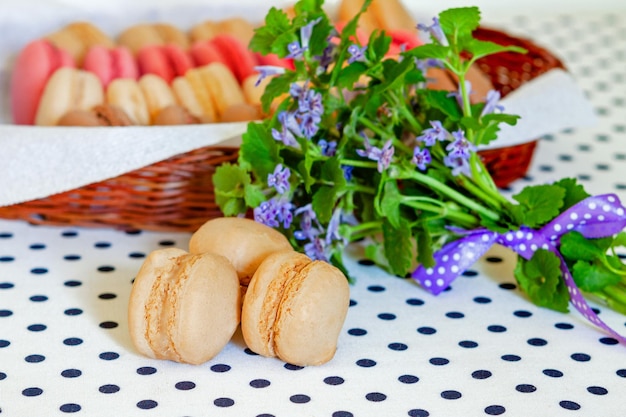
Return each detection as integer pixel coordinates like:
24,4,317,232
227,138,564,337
395,168,501,222
344,220,383,242
600,285,626,315
600,257,626,276
341,159,377,169
456,175,502,211
358,116,388,138
401,198,478,227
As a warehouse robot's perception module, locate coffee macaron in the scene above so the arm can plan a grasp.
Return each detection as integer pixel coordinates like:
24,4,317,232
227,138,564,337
241,250,350,366
189,217,293,287
128,248,241,365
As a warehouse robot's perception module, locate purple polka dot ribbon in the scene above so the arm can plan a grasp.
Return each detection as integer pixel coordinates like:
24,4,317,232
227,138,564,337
412,194,626,343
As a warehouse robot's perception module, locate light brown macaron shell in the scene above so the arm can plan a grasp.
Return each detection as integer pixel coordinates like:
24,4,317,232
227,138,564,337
189,217,293,286
128,248,240,365
242,251,350,366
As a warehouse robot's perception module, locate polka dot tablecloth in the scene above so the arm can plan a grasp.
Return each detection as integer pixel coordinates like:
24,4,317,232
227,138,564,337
2,9,626,417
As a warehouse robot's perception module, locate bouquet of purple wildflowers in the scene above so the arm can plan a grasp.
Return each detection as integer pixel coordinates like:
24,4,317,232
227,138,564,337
214,0,626,340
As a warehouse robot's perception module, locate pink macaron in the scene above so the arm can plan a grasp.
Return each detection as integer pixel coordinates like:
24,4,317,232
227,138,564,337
190,40,228,67
387,29,423,56
205,34,257,84
137,44,194,84
83,45,138,87
10,39,75,125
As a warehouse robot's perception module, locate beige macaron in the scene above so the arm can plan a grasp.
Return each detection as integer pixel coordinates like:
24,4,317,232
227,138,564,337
106,78,150,125
242,250,350,366
138,74,178,123
128,248,241,365
46,21,114,65
189,217,293,287
117,23,189,55
35,67,104,126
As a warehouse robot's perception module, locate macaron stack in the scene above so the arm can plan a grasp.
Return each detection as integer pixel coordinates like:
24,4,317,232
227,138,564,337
128,217,350,367
10,18,293,127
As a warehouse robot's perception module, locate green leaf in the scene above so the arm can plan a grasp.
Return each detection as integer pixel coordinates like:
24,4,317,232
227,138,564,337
511,184,565,228
321,157,347,188
514,250,569,313
572,260,621,292
308,16,334,57
382,218,414,277
244,184,266,208
249,7,292,54
260,71,297,114
368,30,392,62
423,90,462,120
379,180,402,229
466,39,527,62
553,177,590,210
271,32,299,57
293,0,323,14
239,122,280,180
439,7,480,41
212,163,251,216
312,185,336,224
405,43,449,61
337,62,368,90
560,231,603,262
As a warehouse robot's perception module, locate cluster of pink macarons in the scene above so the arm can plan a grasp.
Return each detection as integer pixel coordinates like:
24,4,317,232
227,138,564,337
9,13,425,127
10,21,293,127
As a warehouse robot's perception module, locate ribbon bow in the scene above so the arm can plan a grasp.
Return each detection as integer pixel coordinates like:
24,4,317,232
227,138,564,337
412,194,626,343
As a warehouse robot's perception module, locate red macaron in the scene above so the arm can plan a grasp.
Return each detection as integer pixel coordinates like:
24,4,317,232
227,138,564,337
198,35,258,84
137,44,194,84
10,39,75,125
83,45,138,87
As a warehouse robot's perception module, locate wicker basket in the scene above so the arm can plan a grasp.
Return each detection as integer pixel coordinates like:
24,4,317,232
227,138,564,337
0,28,564,232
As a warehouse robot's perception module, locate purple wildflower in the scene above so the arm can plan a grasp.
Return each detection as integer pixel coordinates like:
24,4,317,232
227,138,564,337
318,139,337,156
302,89,323,116
347,44,367,64
254,200,280,228
342,165,354,181
286,40,306,59
267,164,291,194
253,65,286,87
417,120,448,146
316,44,336,71
446,129,476,159
356,136,395,173
254,198,294,228
299,113,322,139
290,83,306,101
411,147,432,171
444,154,471,177
276,199,294,228
480,90,505,117
271,111,299,146
300,17,322,50
282,111,304,137
304,237,328,261
417,17,449,47
294,204,322,241
415,58,444,73
325,208,344,245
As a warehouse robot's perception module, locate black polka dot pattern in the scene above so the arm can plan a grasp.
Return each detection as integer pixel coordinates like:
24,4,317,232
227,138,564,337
1,7,626,417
